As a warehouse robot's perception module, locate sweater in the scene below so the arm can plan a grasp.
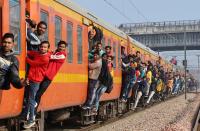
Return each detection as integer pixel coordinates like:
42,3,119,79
27,51,50,82
45,51,66,80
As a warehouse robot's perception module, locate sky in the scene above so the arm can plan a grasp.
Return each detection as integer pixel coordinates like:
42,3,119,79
72,0,200,73
73,0,200,26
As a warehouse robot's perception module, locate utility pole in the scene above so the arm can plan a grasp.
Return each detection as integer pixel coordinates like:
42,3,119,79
197,55,200,93
197,55,200,69
184,31,187,100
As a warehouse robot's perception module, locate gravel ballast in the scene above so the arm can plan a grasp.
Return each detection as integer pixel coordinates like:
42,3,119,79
93,93,200,131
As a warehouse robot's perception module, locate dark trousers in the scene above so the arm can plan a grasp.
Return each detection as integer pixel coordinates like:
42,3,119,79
84,79,98,107
35,77,52,107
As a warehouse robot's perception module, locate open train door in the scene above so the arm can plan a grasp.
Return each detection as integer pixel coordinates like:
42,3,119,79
0,0,2,107
0,1,2,38
0,0,26,120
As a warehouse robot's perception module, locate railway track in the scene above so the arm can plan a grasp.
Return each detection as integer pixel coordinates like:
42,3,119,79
48,93,184,131
192,105,200,131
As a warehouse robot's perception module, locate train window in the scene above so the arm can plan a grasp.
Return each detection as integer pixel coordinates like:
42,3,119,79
40,10,48,40
108,39,111,46
55,16,62,46
67,22,73,63
9,0,20,53
77,26,83,64
113,43,116,68
118,44,121,69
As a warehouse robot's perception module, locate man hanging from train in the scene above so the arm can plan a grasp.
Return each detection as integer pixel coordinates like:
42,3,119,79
0,33,25,90
23,41,51,129
82,50,102,109
35,41,67,110
88,25,103,51
26,19,47,51
92,54,114,112
26,19,40,51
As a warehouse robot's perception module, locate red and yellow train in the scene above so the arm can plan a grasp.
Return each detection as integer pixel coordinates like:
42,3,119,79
0,0,174,130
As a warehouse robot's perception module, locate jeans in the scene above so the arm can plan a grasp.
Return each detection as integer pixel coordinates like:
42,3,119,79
26,81,40,121
122,79,135,100
172,83,180,94
94,84,107,109
84,79,98,107
35,77,52,107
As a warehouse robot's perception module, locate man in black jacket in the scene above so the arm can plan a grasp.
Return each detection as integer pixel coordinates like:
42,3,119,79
0,33,25,90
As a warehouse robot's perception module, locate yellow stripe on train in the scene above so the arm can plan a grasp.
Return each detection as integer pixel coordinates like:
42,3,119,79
20,71,121,84
53,73,122,84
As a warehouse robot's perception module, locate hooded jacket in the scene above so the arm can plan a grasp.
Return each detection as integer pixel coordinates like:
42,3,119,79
0,48,23,90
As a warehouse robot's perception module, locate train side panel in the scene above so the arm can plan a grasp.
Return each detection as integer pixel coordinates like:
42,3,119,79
0,0,26,119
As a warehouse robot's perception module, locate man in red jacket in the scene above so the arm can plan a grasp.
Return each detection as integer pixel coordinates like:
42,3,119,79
23,41,50,128
35,41,67,109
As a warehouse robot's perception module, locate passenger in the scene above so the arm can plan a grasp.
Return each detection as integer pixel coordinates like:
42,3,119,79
34,21,47,42
134,51,141,63
159,66,165,82
121,47,128,63
24,20,47,108
35,41,67,108
121,54,133,97
93,54,113,112
82,51,102,109
172,74,181,94
166,73,174,95
88,26,97,50
26,19,40,51
133,76,147,109
121,60,137,102
146,66,158,104
145,64,153,96
96,42,105,57
88,45,96,62
88,42,105,61
0,33,25,89
179,74,185,92
105,46,112,56
23,41,50,128
133,63,150,109
107,55,114,76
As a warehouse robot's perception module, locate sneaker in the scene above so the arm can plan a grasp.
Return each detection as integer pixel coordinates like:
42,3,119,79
23,120,35,129
121,98,127,103
131,107,136,111
82,105,91,110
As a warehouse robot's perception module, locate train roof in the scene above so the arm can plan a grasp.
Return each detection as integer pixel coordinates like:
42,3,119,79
56,0,159,57
56,0,127,38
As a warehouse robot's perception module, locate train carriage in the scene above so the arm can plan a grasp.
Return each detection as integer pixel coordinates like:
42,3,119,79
0,0,178,130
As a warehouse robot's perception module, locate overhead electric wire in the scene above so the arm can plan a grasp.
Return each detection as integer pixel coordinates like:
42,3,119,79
104,0,134,23
127,0,148,22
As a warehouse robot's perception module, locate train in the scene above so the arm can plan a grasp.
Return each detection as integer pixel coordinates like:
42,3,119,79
0,0,178,130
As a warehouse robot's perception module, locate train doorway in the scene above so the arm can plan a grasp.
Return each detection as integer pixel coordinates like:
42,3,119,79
0,5,2,104
0,5,2,38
